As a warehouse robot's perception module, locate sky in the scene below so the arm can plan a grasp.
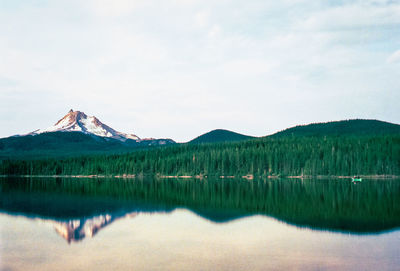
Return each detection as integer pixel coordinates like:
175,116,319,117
0,0,399,142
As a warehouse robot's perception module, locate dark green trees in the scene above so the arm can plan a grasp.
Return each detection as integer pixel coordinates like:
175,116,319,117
1,135,399,177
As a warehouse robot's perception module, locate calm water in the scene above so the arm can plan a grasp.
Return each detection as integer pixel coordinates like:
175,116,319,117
0,177,399,270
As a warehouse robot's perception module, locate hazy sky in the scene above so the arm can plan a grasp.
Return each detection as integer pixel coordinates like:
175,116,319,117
1,0,399,142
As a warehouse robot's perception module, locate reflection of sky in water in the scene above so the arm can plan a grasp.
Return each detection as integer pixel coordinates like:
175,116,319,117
1,211,399,271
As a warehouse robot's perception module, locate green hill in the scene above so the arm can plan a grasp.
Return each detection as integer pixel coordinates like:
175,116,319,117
0,132,133,159
271,119,400,138
0,132,175,160
0,130,176,160
189,129,254,144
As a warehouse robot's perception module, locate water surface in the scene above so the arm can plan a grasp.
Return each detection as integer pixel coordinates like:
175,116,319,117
1,177,399,270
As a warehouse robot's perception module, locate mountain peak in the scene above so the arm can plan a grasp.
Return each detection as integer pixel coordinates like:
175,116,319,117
30,109,141,142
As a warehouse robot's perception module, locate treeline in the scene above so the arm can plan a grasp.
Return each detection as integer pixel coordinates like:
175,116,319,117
1,135,399,176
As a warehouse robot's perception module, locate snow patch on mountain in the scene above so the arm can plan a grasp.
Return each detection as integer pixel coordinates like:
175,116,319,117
30,109,140,142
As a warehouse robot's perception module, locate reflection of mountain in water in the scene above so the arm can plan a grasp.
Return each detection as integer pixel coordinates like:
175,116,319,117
1,177,400,239
53,213,137,243
24,213,138,243
54,215,112,243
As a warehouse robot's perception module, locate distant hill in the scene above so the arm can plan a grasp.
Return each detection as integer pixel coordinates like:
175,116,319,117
189,129,254,144
0,132,173,160
270,119,400,138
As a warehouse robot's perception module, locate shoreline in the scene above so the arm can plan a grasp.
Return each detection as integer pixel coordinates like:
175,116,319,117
1,174,399,180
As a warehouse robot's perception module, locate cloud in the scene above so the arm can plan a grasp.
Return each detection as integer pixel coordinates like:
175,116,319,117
194,11,210,28
85,0,142,17
300,3,400,31
387,50,400,63
208,25,222,39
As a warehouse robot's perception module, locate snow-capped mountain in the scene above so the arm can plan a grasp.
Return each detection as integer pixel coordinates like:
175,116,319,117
0,109,175,157
30,109,142,142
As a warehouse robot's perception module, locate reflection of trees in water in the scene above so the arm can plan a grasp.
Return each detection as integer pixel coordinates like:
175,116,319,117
0,177,400,234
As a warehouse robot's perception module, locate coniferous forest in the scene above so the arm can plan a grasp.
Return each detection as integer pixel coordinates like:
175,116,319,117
1,135,399,177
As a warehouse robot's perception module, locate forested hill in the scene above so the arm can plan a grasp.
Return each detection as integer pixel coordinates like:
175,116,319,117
2,135,399,177
189,129,254,144
0,132,170,160
271,119,400,138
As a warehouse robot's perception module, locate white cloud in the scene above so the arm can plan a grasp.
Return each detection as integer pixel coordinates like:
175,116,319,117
208,25,222,39
301,4,400,31
194,11,210,28
387,50,400,63
85,0,142,17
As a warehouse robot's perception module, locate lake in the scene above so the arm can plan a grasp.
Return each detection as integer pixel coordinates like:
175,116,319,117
1,177,399,270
